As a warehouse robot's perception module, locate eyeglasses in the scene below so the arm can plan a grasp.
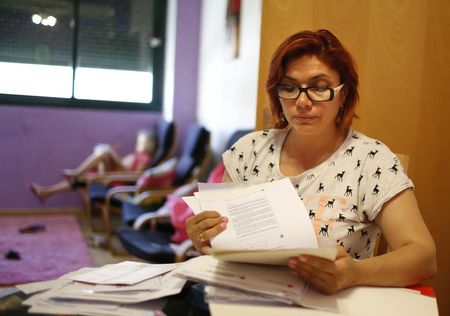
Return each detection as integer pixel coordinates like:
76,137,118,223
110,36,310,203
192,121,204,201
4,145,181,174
276,83,344,102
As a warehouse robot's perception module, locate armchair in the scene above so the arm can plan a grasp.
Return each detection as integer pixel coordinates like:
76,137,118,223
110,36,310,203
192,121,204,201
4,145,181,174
99,124,211,248
81,119,176,231
114,129,251,262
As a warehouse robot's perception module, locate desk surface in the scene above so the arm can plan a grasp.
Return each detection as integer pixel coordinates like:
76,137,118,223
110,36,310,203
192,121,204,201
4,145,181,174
0,283,437,316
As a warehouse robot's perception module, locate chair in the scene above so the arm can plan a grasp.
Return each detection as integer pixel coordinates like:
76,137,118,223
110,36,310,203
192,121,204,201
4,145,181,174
114,129,251,262
82,119,176,231
148,119,177,167
99,124,211,248
116,163,225,263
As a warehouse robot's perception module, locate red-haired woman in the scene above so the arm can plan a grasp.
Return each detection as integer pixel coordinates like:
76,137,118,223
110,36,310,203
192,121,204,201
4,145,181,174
186,29,436,294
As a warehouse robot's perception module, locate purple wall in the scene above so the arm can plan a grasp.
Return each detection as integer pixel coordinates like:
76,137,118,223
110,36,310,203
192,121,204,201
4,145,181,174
172,0,202,153
0,105,160,209
0,0,202,209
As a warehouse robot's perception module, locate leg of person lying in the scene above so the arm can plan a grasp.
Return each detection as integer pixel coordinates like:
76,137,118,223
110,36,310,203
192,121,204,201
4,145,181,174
29,180,72,201
63,146,125,177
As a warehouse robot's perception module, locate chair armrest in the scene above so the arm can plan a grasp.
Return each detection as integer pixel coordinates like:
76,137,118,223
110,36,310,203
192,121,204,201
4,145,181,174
105,185,138,202
102,172,142,184
84,171,141,185
134,188,177,204
133,204,172,229
171,240,199,262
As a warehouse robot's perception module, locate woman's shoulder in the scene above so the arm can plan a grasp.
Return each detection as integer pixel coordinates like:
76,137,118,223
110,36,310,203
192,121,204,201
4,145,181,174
228,128,285,150
346,129,405,170
347,130,395,155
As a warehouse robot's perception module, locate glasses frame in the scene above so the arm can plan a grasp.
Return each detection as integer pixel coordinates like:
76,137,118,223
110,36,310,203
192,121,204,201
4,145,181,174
276,83,345,102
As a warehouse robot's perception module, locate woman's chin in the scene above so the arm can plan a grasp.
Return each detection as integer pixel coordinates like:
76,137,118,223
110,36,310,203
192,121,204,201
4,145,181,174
290,124,317,135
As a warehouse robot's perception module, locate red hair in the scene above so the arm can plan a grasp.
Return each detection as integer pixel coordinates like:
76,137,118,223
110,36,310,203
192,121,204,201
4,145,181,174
266,29,359,130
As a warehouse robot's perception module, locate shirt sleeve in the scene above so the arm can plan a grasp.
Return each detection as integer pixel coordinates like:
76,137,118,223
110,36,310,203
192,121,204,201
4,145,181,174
222,131,259,182
360,145,414,221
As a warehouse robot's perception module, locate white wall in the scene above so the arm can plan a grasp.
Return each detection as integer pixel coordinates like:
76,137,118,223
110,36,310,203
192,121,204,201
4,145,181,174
197,0,262,153
163,0,176,121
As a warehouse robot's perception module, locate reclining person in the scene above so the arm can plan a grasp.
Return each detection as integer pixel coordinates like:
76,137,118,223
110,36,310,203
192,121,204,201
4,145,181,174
29,129,154,203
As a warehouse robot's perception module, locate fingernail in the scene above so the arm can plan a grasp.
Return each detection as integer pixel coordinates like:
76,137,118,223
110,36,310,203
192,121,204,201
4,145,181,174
288,259,297,268
222,216,229,222
220,222,227,228
299,256,307,263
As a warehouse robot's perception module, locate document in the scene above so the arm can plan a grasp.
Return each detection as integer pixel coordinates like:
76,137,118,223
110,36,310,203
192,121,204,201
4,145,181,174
183,178,337,264
16,267,96,295
209,247,336,265
173,255,310,307
44,275,185,304
68,260,176,285
21,261,184,316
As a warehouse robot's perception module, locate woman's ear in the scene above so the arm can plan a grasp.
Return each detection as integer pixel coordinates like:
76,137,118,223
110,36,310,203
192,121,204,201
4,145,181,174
339,87,347,107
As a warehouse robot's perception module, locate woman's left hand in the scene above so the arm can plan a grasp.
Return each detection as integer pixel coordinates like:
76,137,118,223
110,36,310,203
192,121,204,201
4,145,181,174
288,246,360,294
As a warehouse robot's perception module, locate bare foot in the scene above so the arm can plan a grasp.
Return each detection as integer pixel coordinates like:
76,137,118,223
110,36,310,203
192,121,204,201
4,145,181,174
28,183,48,204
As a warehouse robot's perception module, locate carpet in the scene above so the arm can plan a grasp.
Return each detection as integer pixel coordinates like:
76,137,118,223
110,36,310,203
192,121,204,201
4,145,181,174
0,214,94,285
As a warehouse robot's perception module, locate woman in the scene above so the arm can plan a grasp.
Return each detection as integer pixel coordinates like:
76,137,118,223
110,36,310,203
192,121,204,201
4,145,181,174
186,29,436,294
29,129,154,203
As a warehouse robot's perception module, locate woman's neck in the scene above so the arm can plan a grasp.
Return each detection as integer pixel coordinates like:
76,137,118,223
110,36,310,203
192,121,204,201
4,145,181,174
280,127,347,176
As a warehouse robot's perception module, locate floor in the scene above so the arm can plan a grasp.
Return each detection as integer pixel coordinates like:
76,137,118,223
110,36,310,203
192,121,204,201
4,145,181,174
77,208,139,266
0,208,137,314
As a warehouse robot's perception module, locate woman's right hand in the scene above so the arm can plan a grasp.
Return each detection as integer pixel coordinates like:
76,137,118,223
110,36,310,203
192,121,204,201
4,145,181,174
185,211,228,254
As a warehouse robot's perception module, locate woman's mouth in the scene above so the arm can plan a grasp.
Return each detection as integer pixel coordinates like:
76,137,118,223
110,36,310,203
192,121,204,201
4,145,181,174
293,115,316,122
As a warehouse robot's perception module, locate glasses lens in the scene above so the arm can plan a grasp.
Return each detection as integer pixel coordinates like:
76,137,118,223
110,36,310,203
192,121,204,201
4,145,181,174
307,87,331,101
277,85,299,99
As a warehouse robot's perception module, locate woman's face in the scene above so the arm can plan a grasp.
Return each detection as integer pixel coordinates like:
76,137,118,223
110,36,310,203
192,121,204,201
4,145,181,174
279,55,344,137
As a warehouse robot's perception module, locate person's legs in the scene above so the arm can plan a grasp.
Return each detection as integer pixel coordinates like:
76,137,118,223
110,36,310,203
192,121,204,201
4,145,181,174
63,147,124,177
29,180,72,200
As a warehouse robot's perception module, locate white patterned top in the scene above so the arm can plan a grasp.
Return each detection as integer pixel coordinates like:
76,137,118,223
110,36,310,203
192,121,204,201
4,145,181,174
222,128,413,259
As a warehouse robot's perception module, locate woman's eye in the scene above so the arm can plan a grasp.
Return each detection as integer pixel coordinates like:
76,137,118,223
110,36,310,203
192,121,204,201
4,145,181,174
311,87,328,93
282,86,297,92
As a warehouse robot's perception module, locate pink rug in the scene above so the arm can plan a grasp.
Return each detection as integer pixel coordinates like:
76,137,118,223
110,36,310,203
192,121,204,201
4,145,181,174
0,214,94,285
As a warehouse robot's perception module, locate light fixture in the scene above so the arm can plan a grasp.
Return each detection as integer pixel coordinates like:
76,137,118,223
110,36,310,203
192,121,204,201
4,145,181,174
31,14,57,27
46,16,57,27
31,14,42,25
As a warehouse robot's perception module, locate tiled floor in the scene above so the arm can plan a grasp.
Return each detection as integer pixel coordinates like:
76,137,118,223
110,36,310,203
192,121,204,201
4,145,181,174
76,210,139,266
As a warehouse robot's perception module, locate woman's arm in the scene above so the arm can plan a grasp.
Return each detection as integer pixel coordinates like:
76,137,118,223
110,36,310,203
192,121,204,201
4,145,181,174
355,188,436,286
222,170,232,183
288,189,436,293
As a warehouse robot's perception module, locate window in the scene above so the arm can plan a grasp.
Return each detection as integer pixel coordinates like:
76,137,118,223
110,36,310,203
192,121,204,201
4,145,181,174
0,0,167,111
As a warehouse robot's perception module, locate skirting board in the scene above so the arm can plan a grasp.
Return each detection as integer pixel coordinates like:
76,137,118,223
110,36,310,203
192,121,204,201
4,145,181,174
0,207,83,215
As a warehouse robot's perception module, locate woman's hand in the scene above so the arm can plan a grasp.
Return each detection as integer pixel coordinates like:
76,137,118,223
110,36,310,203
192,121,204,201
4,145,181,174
185,211,228,254
288,246,360,294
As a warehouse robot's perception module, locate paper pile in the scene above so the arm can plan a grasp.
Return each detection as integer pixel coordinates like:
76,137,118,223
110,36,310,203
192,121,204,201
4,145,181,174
183,178,336,264
15,178,438,316
173,255,311,307
17,261,185,316
172,255,439,316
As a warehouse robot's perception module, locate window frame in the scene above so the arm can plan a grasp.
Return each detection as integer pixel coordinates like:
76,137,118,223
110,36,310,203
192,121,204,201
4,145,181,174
0,0,167,112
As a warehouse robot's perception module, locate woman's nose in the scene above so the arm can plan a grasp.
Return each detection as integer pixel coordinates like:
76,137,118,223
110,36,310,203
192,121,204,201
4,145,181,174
295,91,313,109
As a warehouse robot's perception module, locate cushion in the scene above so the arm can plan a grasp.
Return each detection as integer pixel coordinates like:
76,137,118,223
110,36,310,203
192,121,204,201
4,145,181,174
136,158,177,191
168,195,193,244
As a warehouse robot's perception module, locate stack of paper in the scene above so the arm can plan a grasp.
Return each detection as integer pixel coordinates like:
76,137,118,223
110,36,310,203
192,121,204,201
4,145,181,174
183,178,336,264
16,178,439,316
17,261,186,316
173,255,439,316
173,255,310,306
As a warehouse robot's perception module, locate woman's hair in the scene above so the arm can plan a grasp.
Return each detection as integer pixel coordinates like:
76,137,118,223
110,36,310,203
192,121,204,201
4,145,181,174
266,29,359,130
